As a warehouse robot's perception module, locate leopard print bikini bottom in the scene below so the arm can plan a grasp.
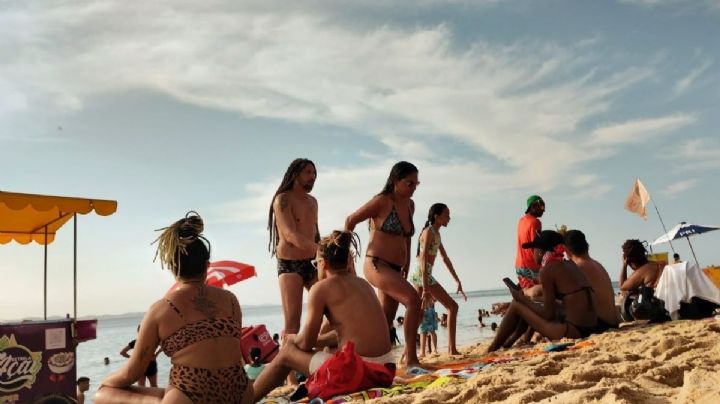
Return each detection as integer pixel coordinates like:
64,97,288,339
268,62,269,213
168,362,248,403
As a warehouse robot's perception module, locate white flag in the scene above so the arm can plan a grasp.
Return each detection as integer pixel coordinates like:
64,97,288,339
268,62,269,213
624,178,651,219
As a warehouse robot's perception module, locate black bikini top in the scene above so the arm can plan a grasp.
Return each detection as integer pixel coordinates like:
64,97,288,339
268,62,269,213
372,204,414,237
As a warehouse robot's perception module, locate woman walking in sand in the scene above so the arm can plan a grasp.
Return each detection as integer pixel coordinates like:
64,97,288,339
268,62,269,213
345,161,422,367
411,203,467,355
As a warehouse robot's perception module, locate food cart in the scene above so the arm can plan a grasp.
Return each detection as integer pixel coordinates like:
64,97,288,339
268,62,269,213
0,191,116,403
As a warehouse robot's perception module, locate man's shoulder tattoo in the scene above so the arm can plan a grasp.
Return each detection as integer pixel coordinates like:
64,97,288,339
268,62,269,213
276,193,290,212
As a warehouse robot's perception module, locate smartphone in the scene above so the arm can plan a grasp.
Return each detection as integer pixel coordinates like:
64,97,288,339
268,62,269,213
502,277,520,291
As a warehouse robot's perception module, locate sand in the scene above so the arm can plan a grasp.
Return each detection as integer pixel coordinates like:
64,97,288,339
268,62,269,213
374,318,720,403
260,318,720,403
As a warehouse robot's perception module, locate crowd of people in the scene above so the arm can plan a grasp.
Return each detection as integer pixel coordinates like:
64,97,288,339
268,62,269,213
93,158,658,403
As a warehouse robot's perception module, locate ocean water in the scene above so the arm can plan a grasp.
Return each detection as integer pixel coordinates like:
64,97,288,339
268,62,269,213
77,288,510,403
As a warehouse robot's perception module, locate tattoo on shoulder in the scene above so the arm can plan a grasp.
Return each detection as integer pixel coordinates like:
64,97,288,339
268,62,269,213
277,194,289,212
191,285,219,319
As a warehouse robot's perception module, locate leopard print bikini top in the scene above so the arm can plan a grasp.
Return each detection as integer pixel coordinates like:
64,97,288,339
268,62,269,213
160,298,242,357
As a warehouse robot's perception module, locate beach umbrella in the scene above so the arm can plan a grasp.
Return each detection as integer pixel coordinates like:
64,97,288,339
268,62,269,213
650,222,720,268
205,260,257,288
167,260,256,293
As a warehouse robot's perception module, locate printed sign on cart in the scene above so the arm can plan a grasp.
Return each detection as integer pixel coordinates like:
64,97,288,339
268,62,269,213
0,320,76,403
0,335,42,394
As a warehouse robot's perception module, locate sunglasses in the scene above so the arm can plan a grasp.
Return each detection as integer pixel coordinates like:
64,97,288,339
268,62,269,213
403,179,420,188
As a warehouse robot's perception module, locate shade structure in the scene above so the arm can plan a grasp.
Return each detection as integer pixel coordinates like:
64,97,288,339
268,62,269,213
0,191,117,320
650,222,720,246
206,260,257,288
167,260,256,294
651,222,720,268
0,191,117,245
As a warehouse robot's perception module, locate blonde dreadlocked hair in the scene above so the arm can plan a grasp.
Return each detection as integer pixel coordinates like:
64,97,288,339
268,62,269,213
153,211,210,278
317,231,361,270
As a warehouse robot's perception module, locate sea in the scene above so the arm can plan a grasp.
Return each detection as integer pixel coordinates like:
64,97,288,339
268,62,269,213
77,288,511,403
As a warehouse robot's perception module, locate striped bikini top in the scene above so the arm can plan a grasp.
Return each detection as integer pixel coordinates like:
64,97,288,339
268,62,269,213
160,298,242,357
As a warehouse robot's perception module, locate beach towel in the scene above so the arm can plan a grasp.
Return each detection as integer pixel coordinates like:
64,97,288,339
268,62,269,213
655,261,720,318
304,341,395,401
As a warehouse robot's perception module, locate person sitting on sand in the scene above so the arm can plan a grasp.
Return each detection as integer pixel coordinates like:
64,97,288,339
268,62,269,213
487,230,599,352
96,212,253,404
619,239,661,294
564,230,619,330
252,231,395,401
411,203,467,355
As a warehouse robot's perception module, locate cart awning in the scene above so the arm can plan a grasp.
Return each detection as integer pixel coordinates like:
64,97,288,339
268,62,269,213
0,191,117,245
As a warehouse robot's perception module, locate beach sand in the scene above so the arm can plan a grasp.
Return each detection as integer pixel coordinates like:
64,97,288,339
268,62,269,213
379,318,720,403
265,318,720,403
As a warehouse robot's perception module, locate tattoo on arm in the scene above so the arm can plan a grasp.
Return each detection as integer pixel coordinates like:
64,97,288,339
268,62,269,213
278,194,289,212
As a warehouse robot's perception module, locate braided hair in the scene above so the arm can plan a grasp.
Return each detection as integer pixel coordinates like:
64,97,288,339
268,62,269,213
153,211,210,278
378,161,418,196
267,158,316,256
416,203,447,256
622,239,648,267
318,231,361,270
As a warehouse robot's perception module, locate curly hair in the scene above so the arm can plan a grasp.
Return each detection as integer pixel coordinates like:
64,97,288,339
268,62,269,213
153,211,210,278
622,239,648,267
318,230,361,270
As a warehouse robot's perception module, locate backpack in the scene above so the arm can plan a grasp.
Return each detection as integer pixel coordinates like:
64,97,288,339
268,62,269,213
630,285,670,323
303,341,395,401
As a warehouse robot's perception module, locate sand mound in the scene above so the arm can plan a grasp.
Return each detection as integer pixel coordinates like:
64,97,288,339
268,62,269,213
375,319,720,403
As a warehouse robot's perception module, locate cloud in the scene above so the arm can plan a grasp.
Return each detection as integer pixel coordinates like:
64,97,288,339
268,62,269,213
0,0,688,195
676,137,720,171
674,60,713,96
661,179,699,197
618,0,719,9
587,114,695,146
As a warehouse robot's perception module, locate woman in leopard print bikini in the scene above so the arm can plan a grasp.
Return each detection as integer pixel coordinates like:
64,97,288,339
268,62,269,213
96,212,253,404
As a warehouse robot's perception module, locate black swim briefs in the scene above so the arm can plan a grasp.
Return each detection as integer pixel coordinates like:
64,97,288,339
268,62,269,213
277,259,317,284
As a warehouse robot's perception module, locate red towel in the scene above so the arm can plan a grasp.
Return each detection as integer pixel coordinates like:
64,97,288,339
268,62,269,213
305,341,395,400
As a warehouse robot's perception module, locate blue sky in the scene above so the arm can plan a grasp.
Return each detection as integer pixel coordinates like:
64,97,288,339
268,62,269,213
1,0,719,319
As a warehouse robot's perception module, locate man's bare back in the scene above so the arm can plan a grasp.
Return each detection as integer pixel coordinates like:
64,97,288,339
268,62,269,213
312,273,391,357
573,257,619,327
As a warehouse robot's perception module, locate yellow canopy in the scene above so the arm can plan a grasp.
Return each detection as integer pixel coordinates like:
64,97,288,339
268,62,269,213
0,191,117,245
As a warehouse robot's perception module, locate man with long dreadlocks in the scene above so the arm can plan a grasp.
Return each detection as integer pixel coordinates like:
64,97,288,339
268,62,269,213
268,158,320,340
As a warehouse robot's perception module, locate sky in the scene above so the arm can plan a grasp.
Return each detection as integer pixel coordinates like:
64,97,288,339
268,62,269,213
1,0,719,320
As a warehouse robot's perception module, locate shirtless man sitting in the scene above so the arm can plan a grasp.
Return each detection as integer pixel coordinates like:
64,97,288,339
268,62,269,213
564,230,619,330
252,231,394,401
268,158,320,338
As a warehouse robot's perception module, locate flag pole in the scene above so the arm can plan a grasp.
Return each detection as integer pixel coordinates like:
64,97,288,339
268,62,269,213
651,200,676,255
